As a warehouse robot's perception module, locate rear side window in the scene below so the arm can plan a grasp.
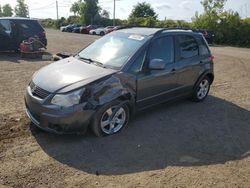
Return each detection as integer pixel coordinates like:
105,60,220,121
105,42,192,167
18,20,44,35
199,37,210,55
150,36,174,64
178,35,199,59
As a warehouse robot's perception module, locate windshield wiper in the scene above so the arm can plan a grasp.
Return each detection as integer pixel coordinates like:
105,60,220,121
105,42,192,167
77,55,105,68
91,60,105,68
76,55,92,63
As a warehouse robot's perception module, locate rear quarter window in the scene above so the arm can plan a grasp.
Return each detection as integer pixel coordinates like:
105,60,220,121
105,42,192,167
17,20,44,35
199,36,210,55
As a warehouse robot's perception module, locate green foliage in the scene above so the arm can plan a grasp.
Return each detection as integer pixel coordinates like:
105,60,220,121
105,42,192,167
70,0,82,16
83,0,100,25
40,18,57,28
100,9,110,19
201,0,226,14
0,5,2,17
40,16,81,29
40,0,250,47
2,4,13,17
129,2,157,19
14,0,28,17
192,0,250,47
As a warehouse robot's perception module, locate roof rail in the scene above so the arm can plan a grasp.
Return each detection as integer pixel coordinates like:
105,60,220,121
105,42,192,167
115,26,193,35
153,27,193,36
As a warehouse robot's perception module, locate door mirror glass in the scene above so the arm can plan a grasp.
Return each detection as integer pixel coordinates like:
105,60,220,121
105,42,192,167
149,59,166,70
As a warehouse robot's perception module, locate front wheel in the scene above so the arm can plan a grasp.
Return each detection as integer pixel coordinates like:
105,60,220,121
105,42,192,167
100,31,105,36
192,76,211,102
91,101,130,137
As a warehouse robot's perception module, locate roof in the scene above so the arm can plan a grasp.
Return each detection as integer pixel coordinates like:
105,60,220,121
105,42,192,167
117,27,196,36
117,27,162,36
0,17,36,21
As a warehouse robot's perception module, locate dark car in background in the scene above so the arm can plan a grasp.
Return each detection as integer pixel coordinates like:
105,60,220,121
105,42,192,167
0,17,47,51
25,28,214,137
194,29,215,44
80,25,98,34
61,24,81,32
72,25,85,33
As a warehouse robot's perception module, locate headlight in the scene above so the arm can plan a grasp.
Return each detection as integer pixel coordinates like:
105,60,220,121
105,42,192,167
51,88,85,107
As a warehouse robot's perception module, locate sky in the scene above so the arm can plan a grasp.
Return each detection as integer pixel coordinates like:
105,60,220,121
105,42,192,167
1,0,250,21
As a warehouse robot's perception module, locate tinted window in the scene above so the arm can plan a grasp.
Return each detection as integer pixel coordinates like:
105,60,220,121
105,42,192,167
129,50,146,74
150,36,174,64
179,35,198,59
199,37,210,55
17,20,44,35
0,20,11,34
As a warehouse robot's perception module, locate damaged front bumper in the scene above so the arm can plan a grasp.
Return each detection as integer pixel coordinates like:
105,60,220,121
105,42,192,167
25,87,94,134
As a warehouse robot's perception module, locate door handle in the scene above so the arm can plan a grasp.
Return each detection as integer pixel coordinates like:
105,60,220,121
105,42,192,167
200,60,205,64
170,68,176,74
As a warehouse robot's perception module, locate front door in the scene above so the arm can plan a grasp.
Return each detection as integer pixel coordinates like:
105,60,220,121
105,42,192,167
136,36,180,109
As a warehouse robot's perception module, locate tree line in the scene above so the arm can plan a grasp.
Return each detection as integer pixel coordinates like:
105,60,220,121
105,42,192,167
41,0,250,47
0,0,249,47
0,0,29,17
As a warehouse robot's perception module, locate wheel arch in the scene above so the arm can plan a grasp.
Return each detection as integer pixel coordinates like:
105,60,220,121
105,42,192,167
195,71,214,89
86,74,136,115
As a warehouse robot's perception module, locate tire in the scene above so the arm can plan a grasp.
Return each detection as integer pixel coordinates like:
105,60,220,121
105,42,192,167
91,100,130,137
100,31,105,36
93,32,96,35
192,76,211,102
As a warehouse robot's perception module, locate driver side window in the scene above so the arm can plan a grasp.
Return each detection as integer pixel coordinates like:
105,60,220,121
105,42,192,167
150,36,174,64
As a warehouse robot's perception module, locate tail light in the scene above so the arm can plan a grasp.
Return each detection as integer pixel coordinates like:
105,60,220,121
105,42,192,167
209,55,214,62
39,31,46,38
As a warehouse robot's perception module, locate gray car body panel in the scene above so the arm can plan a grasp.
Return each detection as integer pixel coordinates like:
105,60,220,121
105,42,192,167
25,28,214,134
32,56,117,93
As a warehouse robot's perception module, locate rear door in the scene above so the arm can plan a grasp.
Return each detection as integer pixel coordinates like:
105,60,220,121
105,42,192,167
175,34,201,93
135,36,180,109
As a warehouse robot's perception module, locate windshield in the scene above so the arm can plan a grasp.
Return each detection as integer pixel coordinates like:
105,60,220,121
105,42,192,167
78,33,146,69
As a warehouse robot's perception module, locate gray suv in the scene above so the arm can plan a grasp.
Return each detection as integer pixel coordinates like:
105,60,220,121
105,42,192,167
25,28,214,137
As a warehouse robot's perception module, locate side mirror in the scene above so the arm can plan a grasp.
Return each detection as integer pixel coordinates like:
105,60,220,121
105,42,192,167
149,59,166,70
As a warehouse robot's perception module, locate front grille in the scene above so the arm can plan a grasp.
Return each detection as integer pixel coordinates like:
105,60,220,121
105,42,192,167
30,81,50,99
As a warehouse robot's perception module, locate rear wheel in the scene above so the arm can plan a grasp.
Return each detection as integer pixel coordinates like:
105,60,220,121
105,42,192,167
91,100,130,137
192,76,211,102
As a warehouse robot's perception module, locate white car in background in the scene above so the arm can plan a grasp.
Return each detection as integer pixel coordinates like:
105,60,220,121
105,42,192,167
89,26,115,36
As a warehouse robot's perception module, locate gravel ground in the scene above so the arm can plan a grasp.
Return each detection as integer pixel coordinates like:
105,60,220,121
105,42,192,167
0,29,250,187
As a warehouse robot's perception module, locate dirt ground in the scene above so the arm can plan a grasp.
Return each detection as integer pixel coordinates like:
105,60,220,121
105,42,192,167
0,29,250,188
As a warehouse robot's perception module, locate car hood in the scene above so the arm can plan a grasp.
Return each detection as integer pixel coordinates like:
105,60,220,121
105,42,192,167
32,57,117,93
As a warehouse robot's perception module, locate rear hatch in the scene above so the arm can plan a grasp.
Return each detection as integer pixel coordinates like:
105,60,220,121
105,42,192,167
17,19,47,46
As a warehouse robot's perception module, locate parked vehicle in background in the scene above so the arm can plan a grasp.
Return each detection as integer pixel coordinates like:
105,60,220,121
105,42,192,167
89,26,115,36
64,24,82,32
113,26,126,31
104,26,115,34
194,29,215,44
89,27,104,35
60,25,67,32
80,25,98,34
25,27,214,137
72,25,85,33
0,17,47,51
